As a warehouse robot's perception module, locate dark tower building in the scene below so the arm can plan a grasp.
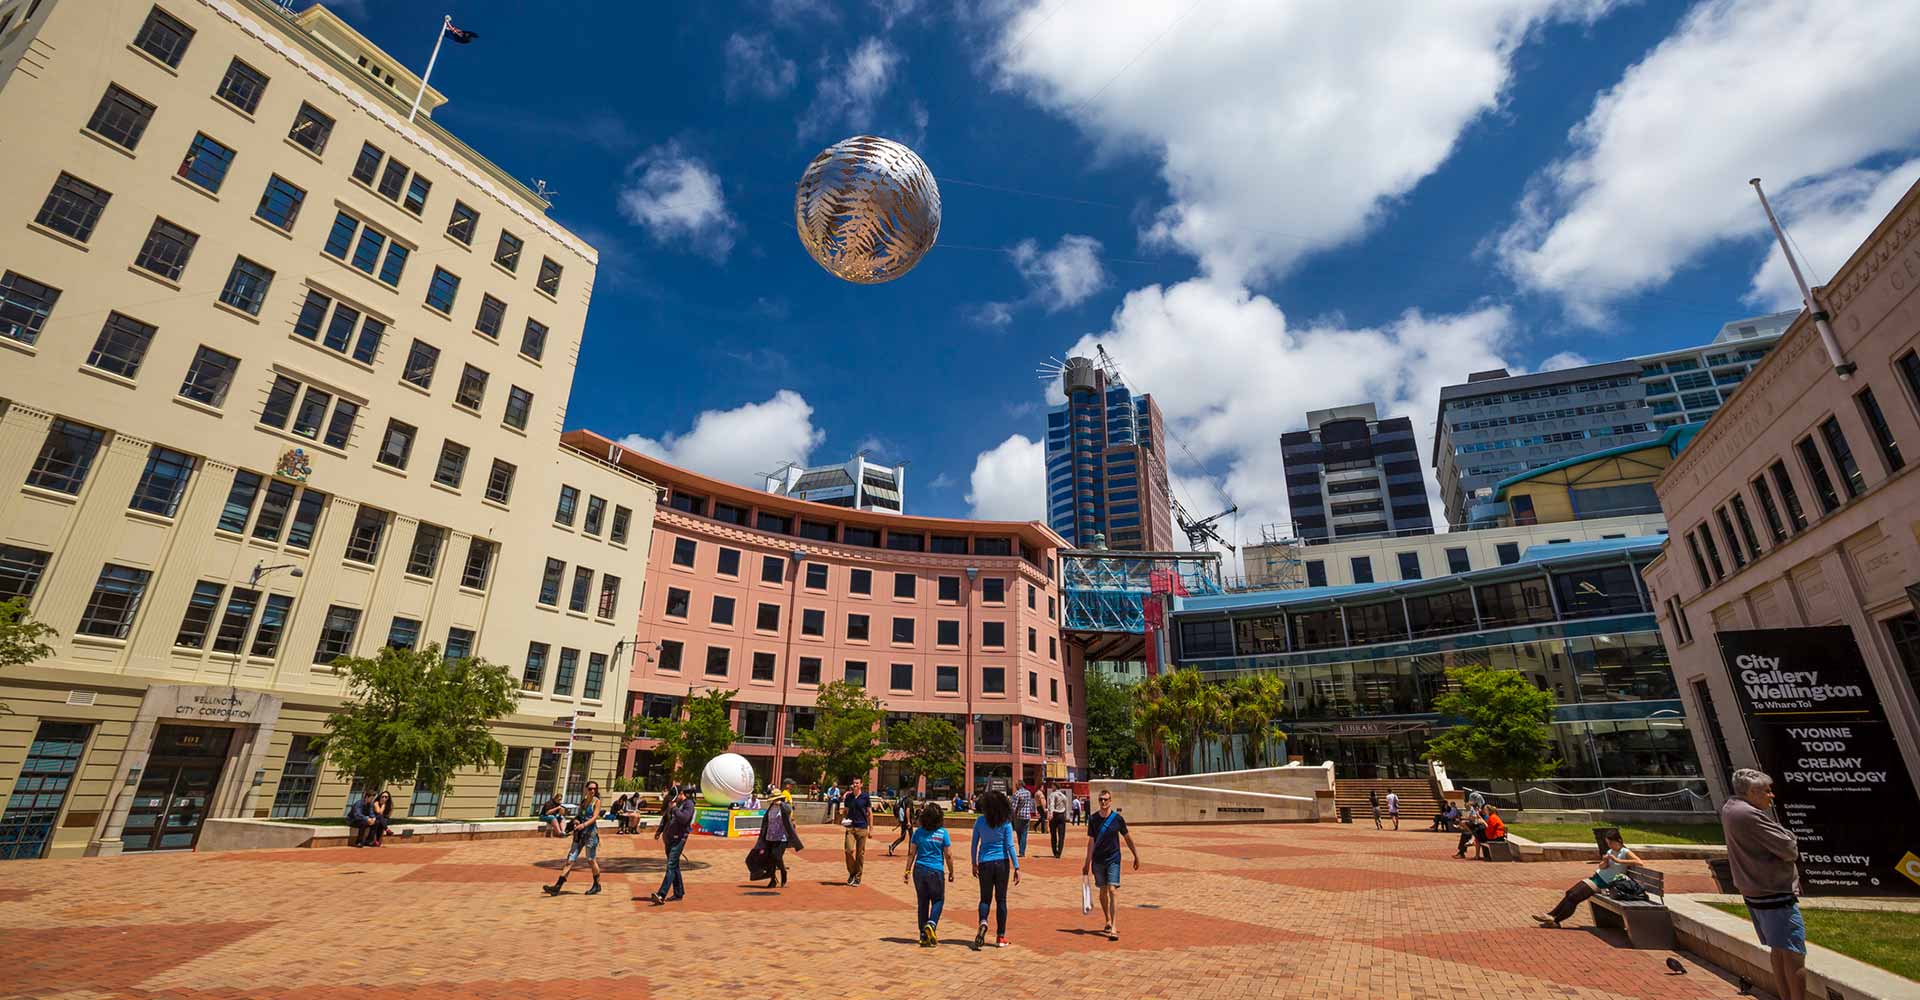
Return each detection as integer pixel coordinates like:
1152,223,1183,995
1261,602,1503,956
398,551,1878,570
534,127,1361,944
1280,403,1433,543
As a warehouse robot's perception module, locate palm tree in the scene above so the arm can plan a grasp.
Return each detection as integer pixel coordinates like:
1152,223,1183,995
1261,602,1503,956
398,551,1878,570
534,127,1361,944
1226,673,1289,768
1156,669,1229,773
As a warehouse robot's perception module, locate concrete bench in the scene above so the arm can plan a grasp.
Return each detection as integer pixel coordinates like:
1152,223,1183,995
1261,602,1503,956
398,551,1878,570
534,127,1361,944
1588,866,1673,950
1477,837,1517,861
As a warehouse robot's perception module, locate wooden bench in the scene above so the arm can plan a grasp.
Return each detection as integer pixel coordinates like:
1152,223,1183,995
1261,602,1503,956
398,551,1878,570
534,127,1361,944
1587,866,1672,949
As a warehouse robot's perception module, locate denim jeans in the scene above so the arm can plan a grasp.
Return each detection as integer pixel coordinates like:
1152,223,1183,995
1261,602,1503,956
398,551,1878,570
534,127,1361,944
1013,818,1030,856
657,838,685,898
913,866,946,930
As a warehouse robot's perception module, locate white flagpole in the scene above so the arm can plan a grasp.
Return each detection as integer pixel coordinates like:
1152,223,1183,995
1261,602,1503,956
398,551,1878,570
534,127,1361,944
1749,178,1854,379
407,14,451,124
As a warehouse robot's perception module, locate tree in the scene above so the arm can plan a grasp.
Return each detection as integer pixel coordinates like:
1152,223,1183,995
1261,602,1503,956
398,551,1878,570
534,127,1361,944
318,644,519,797
1225,673,1289,769
1423,664,1559,804
0,597,55,668
1083,668,1144,777
624,688,737,784
793,680,887,785
885,716,963,790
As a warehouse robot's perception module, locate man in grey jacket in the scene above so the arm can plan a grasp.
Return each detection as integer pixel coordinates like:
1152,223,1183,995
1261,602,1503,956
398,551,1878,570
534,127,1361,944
1720,768,1804,1000
646,785,697,905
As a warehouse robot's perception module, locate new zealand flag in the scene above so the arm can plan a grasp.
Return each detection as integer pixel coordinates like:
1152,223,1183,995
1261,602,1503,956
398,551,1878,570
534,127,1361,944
444,23,478,44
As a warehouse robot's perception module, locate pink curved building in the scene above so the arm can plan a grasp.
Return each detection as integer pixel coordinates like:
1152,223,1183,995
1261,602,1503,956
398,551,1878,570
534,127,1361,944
560,431,1088,794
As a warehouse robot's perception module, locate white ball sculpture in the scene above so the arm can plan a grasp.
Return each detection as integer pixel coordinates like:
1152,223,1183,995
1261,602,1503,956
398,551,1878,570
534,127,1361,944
794,135,942,284
700,752,757,807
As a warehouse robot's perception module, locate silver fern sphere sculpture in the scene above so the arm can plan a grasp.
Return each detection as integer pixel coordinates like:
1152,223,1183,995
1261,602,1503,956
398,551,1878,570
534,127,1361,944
795,136,941,284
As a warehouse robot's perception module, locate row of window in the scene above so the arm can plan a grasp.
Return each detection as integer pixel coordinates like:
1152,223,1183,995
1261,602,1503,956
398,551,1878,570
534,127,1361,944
536,557,622,621
552,484,632,544
652,639,1060,700
1300,543,1518,588
519,642,608,699
665,536,1050,613
664,491,1026,559
655,585,1056,658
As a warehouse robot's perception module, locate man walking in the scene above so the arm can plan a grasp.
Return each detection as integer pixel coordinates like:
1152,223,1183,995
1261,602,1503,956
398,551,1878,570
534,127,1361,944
842,777,873,885
1047,781,1071,858
1385,790,1400,831
1721,769,1805,1000
1081,789,1140,941
1011,782,1036,857
645,784,696,905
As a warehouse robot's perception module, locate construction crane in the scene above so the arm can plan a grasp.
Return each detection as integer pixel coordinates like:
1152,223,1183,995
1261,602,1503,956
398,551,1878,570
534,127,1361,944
1174,499,1238,553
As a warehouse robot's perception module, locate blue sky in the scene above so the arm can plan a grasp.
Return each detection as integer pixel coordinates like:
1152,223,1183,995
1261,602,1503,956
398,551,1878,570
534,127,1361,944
339,0,1920,548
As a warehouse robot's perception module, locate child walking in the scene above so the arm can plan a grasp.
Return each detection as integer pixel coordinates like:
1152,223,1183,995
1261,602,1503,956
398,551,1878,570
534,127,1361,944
903,802,955,947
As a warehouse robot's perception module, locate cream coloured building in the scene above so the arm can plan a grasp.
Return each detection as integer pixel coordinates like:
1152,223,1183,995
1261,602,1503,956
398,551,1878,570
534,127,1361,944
0,0,654,857
1240,513,1670,590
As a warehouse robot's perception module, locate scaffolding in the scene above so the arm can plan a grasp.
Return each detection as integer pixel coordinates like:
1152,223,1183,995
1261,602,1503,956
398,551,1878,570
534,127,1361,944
1060,549,1224,633
1230,523,1304,590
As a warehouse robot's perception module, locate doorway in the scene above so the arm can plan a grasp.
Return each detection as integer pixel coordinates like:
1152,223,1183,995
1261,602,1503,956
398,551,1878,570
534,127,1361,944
122,725,233,852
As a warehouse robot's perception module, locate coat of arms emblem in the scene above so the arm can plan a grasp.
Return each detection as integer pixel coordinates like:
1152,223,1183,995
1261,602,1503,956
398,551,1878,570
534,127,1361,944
275,447,312,483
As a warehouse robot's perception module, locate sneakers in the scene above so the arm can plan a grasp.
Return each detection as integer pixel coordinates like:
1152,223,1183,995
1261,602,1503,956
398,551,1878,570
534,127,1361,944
919,922,938,947
996,936,1010,948
973,923,988,950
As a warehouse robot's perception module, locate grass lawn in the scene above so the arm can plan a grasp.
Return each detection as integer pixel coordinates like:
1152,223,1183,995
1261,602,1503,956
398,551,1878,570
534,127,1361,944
1707,903,1920,982
1503,822,1724,845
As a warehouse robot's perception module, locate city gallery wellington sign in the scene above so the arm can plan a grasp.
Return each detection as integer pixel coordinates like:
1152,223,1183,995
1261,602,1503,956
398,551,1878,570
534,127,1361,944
1716,627,1920,896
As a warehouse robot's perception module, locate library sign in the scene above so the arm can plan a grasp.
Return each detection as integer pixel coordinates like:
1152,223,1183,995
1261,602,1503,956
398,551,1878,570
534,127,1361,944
1717,627,1920,896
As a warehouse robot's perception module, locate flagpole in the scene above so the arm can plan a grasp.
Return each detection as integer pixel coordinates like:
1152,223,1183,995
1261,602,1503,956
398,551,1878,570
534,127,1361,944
1750,177,1853,380
407,14,451,124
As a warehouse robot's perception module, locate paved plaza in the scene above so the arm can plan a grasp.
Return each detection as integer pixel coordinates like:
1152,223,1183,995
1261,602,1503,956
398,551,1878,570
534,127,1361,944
0,822,1745,1000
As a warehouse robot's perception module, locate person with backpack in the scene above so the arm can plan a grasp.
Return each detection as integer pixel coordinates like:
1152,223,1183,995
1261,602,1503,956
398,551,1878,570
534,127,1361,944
887,788,917,856
1534,830,1642,927
969,789,1020,949
902,801,955,947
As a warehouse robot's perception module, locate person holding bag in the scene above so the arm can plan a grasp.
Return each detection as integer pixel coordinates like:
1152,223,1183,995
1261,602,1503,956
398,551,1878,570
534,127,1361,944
752,792,804,889
542,781,604,897
1081,789,1140,941
1533,830,1641,927
969,790,1020,949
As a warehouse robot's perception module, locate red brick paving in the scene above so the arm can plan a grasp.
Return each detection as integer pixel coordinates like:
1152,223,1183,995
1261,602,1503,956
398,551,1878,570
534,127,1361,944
0,822,1749,1000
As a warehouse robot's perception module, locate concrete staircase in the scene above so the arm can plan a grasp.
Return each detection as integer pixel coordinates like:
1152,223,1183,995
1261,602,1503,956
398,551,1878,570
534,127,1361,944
1332,777,1444,822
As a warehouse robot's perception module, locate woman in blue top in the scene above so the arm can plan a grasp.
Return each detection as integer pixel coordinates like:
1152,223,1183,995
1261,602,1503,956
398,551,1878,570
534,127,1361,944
969,789,1020,950
902,801,954,947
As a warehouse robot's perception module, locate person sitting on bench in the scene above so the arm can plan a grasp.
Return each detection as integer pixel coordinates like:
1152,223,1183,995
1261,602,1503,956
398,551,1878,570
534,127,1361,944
1430,803,1460,832
1534,831,1641,927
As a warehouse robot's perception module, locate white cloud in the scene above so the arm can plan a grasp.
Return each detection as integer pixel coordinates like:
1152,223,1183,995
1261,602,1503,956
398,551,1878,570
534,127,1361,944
618,391,824,487
1745,158,1920,310
927,472,957,490
616,143,739,261
971,301,1015,327
800,38,902,139
993,0,1611,285
1497,0,1920,320
966,434,1047,521
724,33,797,101
1011,234,1107,311
1537,350,1591,372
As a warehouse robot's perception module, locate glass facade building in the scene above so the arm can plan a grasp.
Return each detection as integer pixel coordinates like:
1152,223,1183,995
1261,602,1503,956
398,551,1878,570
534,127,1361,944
1045,356,1174,551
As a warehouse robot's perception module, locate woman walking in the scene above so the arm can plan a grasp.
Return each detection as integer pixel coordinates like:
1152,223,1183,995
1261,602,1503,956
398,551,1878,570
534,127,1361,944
754,790,804,888
543,780,604,897
902,802,955,947
1368,788,1381,830
970,789,1020,949
1535,831,1641,927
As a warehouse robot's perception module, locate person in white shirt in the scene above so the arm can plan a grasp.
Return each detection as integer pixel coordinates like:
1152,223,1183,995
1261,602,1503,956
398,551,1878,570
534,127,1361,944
1385,791,1400,830
1046,783,1072,857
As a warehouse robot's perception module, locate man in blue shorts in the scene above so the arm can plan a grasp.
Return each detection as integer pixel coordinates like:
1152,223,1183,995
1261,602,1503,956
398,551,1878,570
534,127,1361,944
1721,768,1804,1000
1080,789,1140,941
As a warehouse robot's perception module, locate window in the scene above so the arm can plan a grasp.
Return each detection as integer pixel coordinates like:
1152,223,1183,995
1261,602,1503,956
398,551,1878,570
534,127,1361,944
927,664,955,693
1495,542,1521,566
35,173,111,242
431,441,468,488
847,613,869,641
1769,461,1808,532
218,256,274,316
981,577,1008,604
504,386,533,430
133,7,193,66
377,159,409,201
174,582,222,649
403,175,431,216
425,267,460,313
254,175,304,231
216,470,261,533
1797,436,1841,513
128,445,194,517
77,564,150,639
569,567,593,613
1697,525,1726,580
981,667,1006,694
1443,547,1470,574
537,256,563,296
405,518,445,571
538,558,565,606
610,505,631,544
177,133,236,193
893,573,915,599
1752,474,1787,544
352,142,383,184
485,459,516,504
746,651,775,682
805,563,829,590
343,505,387,563
251,595,292,658
937,619,959,646
1305,560,1327,587
1730,495,1763,561
597,575,620,619
494,231,523,271
1,271,61,345
1855,388,1904,473
215,57,268,113
292,290,385,365
27,418,104,494
798,657,822,685
710,594,734,626
210,587,259,654
467,295,507,341
1028,583,1037,610
672,537,696,567
1027,627,1038,652
982,621,1006,648
87,85,155,150
705,646,730,678
888,663,912,691
1819,417,1865,499
1715,508,1747,568
849,568,872,595
1028,671,1039,697
584,653,607,699
760,554,784,583
553,648,579,695
892,617,914,644
937,576,960,602
800,519,835,542
287,102,333,154
523,643,549,690
402,339,439,389
519,319,547,360
440,627,473,660
1350,556,1374,584
844,526,878,547
249,481,294,541
271,735,321,819
658,640,684,672
454,364,488,410
321,211,409,287
457,537,495,592
553,484,579,525
376,419,415,469
85,312,157,379
664,587,690,619
1473,577,1553,628
1684,530,1713,588
844,661,867,687
288,489,327,550
134,218,197,281
447,201,478,245
0,546,52,602
1049,636,1058,661
801,608,825,636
